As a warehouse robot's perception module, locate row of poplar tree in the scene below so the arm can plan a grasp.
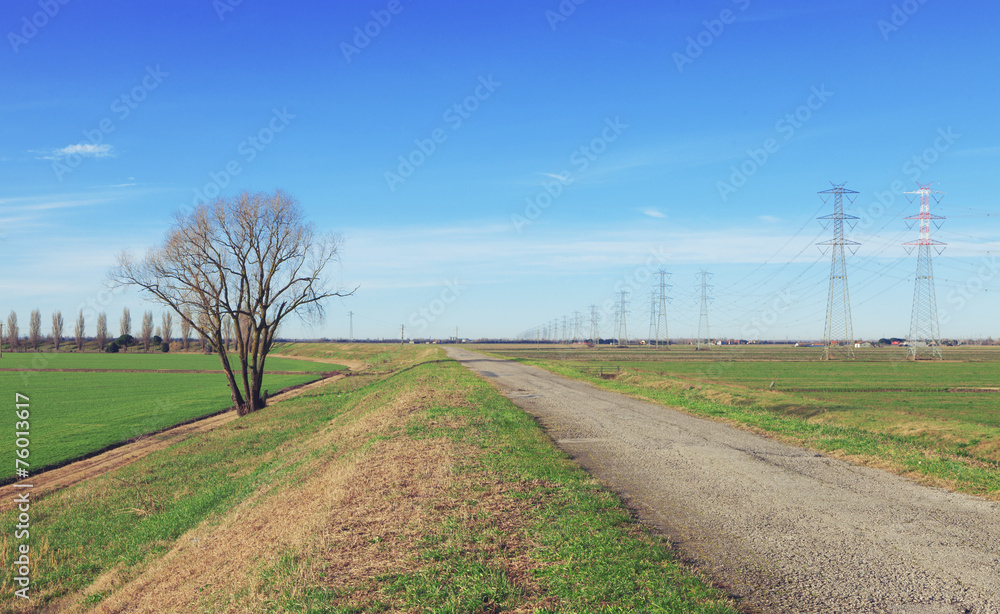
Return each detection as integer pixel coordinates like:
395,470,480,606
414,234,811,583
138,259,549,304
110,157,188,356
2,307,207,353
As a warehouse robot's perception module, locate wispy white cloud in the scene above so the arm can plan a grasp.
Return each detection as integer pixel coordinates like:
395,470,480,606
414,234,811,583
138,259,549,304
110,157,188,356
643,208,667,219
89,182,137,189
539,172,572,182
0,198,105,213
36,143,115,161
758,215,781,223
950,146,1000,158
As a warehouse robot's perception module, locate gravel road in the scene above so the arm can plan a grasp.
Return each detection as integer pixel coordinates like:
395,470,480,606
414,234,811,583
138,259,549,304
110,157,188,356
445,347,1000,614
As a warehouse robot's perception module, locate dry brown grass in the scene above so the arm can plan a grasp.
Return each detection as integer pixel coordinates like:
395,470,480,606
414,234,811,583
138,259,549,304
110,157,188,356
51,369,556,613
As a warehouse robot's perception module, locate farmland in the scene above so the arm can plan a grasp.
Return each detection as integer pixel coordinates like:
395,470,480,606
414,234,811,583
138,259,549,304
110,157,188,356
0,344,735,613
482,344,1000,499
0,351,344,478
0,352,340,373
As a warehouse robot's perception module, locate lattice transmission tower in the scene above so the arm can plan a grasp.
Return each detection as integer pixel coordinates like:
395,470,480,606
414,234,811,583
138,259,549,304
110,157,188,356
904,183,946,360
696,271,712,350
655,269,671,348
589,305,600,345
647,290,657,344
616,290,629,346
817,182,860,360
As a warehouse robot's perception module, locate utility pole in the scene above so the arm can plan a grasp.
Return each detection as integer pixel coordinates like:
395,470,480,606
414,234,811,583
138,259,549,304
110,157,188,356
617,290,629,347
348,311,353,343
455,326,459,343
656,269,672,348
904,182,946,360
697,271,712,350
817,182,860,360
400,324,405,345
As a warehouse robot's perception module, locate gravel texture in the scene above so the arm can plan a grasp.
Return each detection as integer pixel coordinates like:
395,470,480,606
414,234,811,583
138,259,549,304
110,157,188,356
446,347,1000,614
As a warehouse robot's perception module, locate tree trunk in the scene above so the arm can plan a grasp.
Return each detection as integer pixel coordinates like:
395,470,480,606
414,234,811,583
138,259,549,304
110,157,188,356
213,335,246,415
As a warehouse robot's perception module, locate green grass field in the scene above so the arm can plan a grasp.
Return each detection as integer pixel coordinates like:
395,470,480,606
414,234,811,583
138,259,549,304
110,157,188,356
483,344,1000,499
2,371,321,478
0,351,342,372
0,351,343,478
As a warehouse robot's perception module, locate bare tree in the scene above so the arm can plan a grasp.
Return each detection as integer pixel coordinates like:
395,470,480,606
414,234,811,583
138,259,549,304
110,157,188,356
52,311,64,351
120,307,131,352
29,309,41,351
198,313,211,353
162,312,173,348
6,311,18,352
75,310,85,351
223,316,235,351
110,190,353,415
140,310,154,352
96,312,108,351
180,308,192,350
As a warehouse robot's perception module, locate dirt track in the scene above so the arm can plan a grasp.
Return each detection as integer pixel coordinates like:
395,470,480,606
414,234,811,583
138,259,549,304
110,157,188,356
446,347,1000,614
0,357,365,513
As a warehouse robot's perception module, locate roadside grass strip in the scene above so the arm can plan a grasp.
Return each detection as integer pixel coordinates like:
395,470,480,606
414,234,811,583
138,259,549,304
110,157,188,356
533,362,1000,501
0,346,735,613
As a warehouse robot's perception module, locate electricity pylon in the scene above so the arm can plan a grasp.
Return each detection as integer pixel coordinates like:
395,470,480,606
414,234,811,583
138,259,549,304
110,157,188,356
589,305,600,345
647,290,657,344
348,311,353,342
904,183,946,360
696,271,712,350
817,182,860,360
617,290,629,346
655,269,671,348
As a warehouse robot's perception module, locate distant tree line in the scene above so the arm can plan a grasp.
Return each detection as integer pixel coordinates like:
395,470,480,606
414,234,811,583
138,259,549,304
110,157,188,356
0,307,234,353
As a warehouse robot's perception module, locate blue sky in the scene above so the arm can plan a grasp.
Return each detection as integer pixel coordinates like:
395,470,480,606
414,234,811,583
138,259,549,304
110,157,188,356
2,0,998,342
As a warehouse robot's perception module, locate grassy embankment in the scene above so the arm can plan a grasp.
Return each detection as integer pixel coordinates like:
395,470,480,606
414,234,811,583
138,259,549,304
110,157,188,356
0,352,343,478
485,345,1000,500
0,343,735,613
